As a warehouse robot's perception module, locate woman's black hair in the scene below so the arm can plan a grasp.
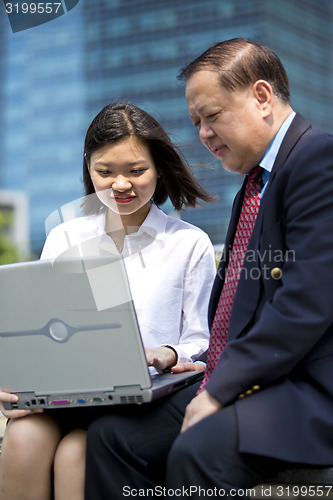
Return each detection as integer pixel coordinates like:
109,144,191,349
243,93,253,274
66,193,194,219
82,103,214,214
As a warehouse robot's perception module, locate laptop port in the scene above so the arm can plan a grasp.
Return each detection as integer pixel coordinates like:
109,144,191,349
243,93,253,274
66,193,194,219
93,397,104,403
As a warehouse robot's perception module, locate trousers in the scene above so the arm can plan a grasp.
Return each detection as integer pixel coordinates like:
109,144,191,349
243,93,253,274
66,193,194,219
85,382,285,500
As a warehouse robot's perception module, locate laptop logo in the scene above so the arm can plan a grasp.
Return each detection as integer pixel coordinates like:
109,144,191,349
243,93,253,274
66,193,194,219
3,0,80,33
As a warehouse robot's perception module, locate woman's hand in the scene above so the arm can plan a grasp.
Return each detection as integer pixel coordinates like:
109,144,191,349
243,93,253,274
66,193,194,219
145,346,177,372
0,390,43,419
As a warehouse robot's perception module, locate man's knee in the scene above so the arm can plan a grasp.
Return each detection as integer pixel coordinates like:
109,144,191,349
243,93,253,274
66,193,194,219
168,425,198,468
86,416,106,448
168,406,238,475
87,414,122,451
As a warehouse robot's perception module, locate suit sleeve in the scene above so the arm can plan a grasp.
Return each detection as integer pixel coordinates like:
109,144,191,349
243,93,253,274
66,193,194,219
206,132,333,406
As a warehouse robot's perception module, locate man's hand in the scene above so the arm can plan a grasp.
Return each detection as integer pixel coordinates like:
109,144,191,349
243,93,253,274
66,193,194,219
181,389,222,433
145,346,177,372
172,362,206,373
0,390,44,419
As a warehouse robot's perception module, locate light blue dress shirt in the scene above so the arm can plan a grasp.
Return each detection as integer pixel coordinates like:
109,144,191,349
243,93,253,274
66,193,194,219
259,111,296,196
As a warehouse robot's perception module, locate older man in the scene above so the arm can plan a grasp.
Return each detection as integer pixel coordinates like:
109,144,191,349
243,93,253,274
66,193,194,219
85,39,333,498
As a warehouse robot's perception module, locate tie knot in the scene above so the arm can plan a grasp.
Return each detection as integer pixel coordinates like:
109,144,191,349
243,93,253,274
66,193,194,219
247,166,263,183
246,166,263,191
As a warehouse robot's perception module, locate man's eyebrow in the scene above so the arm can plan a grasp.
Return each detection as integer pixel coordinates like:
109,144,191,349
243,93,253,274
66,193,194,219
189,103,220,117
189,109,202,120
189,105,205,116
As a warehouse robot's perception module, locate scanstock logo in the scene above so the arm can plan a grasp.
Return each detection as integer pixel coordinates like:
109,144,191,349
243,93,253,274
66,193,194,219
3,0,80,33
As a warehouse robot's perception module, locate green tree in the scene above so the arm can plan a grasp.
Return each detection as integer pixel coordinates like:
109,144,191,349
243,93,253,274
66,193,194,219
0,211,20,264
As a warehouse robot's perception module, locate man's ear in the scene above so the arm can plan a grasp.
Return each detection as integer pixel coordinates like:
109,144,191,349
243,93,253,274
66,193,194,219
252,80,273,117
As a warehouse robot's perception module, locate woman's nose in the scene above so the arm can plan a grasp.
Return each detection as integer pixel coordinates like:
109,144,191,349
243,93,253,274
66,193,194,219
112,176,132,191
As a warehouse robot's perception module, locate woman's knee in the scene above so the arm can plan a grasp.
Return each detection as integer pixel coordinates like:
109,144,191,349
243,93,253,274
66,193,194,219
54,429,87,472
2,413,62,462
1,414,61,474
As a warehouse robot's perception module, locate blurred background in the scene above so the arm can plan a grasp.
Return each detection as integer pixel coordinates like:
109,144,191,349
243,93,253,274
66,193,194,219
1,0,333,262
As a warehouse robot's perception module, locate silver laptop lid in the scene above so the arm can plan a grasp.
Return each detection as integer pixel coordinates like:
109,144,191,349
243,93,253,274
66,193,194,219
0,256,152,398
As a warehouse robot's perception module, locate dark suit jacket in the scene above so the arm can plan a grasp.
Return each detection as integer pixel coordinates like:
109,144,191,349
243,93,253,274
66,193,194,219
206,113,333,465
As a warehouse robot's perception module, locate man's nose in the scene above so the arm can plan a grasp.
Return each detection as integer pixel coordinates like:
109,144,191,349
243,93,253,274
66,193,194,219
199,122,215,142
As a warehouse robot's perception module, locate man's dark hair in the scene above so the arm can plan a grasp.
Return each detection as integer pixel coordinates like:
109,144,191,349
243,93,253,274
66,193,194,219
178,38,290,104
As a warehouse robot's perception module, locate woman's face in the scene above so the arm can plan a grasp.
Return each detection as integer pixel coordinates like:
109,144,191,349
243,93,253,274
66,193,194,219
89,136,158,225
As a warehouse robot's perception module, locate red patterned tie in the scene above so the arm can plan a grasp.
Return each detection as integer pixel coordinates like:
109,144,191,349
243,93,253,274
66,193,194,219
199,166,262,392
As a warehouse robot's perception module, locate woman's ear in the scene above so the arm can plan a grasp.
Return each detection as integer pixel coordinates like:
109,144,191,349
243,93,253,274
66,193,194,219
84,153,91,173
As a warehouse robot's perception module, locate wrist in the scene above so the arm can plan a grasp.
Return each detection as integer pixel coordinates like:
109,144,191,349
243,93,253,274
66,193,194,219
162,345,178,373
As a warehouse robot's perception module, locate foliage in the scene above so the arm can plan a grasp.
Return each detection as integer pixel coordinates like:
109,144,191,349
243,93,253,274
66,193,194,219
0,211,20,265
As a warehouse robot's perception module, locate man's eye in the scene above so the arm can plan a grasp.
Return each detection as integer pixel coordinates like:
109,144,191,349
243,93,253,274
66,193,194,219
207,112,218,120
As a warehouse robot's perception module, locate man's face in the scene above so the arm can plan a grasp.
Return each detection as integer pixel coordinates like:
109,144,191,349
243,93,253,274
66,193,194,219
185,70,268,175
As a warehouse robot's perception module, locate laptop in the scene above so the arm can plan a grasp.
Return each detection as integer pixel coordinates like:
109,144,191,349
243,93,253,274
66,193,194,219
0,255,203,410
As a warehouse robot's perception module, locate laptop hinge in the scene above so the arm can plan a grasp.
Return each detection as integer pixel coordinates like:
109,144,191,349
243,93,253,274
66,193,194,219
114,385,142,393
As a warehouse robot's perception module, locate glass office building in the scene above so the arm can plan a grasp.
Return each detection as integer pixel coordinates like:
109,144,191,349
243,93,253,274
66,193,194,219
1,0,333,255
1,3,87,255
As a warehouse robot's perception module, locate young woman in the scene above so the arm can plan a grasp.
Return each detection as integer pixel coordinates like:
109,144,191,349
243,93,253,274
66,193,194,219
0,103,216,500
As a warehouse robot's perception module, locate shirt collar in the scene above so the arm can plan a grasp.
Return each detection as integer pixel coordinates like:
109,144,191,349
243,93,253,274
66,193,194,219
97,203,168,242
134,203,167,242
260,111,296,174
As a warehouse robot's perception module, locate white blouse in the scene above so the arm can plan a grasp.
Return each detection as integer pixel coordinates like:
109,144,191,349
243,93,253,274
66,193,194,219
41,203,216,363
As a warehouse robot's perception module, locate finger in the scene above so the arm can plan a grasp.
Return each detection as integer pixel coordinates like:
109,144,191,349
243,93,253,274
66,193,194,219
6,410,30,418
180,402,195,433
151,357,166,371
0,391,19,403
171,362,193,373
2,410,31,419
2,408,44,419
181,412,194,433
172,362,203,373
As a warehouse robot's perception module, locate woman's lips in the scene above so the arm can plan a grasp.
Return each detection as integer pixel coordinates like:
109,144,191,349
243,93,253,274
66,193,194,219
113,196,136,204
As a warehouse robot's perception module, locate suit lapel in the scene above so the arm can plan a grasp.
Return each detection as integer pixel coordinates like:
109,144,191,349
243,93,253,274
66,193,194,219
226,113,312,339
208,180,246,327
